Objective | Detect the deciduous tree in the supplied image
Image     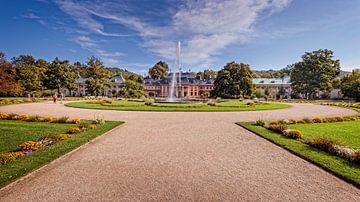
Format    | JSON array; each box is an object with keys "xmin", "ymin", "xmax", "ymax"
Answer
[
  {"xmin": 85, "ymin": 57, "xmax": 112, "ymax": 96},
  {"xmin": 148, "ymin": 61, "xmax": 169, "ymax": 79},
  {"xmin": 0, "ymin": 52, "xmax": 23, "ymax": 96},
  {"xmin": 341, "ymin": 69, "xmax": 360, "ymax": 101},
  {"xmin": 290, "ymin": 49, "xmax": 340, "ymax": 99},
  {"xmin": 44, "ymin": 57, "xmax": 77, "ymax": 93},
  {"xmin": 212, "ymin": 62, "xmax": 255, "ymax": 98}
]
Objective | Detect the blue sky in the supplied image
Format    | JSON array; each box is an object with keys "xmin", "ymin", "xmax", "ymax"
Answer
[{"xmin": 1, "ymin": 0, "xmax": 360, "ymax": 75}]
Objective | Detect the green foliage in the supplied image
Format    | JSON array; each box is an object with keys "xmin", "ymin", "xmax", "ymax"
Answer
[
  {"xmin": 118, "ymin": 80, "xmax": 146, "ymax": 98},
  {"xmin": 196, "ymin": 69, "xmax": 217, "ymax": 80},
  {"xmin": 255, "ymin": 119, "xmax": 266, "ymax": 126},
  {"xmin": 148, "ymin": 61, "xmax": 169, "ymax": 79},
  {"xmin": 12, "ymin": 55, "xmax": 47, "ymax": 93},
  {"xmin": 44, "ymin": 57, "xmax": 77, "ymax": 93},
  {"xmin": 289, "ymin": 49, "xmax": 340, "ymax": 99},
  {"xmin": 212, "ymin": 61, "xmax": 255, "ymax": 98},
  {"xmin": 85, "ymin": 57, "xmax": 112, "ymax": 96},
  {"xmin": 341, "ymin": 69, "xmax": 360, "ymax": 101}
]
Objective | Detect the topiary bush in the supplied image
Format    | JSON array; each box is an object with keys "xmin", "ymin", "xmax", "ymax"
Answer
[
  {"xmin": 207, "ymin": 101, "xmax": 217, "ymax": 106},
  {"xmin": 144, "ymin": 98, "xmax": 154, "ymax": 106}
]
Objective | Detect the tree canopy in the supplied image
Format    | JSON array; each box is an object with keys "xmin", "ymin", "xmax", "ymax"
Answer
[
  {"xmin": 290, "ymin": 49, "xmax": 340, "ymax": 99},
  {"xmin": 196, "ymin": 69, "xmax": 217, "ymax": 80},
  {"xmin": 0, "ymin": 52, "xmax": 24, "ymax": 96},
  {"xmin": 85, "ymin": 57, "xmax": 112, "ymax": 96},
  {"xmin": 341, "ymin": 69, "xmax": 360, "ymax": 101},
  {"xmin": 212, "ymin": 62, "xmax": 255, "ymax": 98},
  {"xmin": 148, "ymin": 61, "xmax": 169, "ymax": 79},
  {"xmin": 44, "ymin": 58, "xmax": 77, "ymax": 93}
]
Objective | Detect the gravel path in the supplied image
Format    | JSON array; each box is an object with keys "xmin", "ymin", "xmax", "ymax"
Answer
[{"xmin": 0, "ymin": 102, "xmax": 359, "ymax": 201}]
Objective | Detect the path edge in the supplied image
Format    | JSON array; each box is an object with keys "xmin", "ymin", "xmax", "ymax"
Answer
[
  {"xmin": 236, "ymin": 122, "xmax": 360, "ymax": 190},
  {"xmin": 0, "ymin": 123, "xmax": 124, "ymax": 194}
]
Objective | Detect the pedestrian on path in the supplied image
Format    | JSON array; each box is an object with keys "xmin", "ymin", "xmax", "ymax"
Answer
[{"xmin": 53, "ymin": 93, "xmax": 57, "ymax": 103}]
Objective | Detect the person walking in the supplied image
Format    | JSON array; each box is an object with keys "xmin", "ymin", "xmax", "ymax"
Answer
[
  {"xmin": 53, "ymin": 93, "xmax": 57, "ymax": 104},
  {"xmin": 60, "ymin": 92, "xmax": 64, "ymax": 104}
]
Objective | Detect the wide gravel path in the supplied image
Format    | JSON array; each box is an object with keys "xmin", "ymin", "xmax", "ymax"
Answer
[{"xmin": 0, "ymin": 102, "xmax": 359, "ymax": 201}]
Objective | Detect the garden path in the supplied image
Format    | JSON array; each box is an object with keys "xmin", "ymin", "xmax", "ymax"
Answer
[{"xmin": 0, "ymin": 102, "xmax": 359, "ymax": 201}]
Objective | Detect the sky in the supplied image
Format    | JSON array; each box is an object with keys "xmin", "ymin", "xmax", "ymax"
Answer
[{"xmin": 1, "ymin": 0, "xmax": 360, "ymax": 75}]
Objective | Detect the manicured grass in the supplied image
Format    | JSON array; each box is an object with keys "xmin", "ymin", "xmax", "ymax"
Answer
[
  {"xmin": 66, "ymin": 100, "xmax": 289, "ymax": 112},
  {"xmin": 237, "ymin": 122, "xmax": 360, "ymax": 186},
  {"xmin": 0, "ymin": 120, "xmax": 74, "ymax": 152},
  {"xmin": 0, "ymin": 120, "xmax": 122, "ymax": 188},
  {"xmin": 289, "ymin": 121, "xmax": 360, "ymax": 150}
]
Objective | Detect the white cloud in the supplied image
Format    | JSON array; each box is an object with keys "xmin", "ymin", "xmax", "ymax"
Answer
[
  {"xmin": 73, "ymin": 35, "xmax": 123, "ymax": 66},
  {"xmin": 54, "ymin": 0, "xmax": 292, "ymax": 67}
]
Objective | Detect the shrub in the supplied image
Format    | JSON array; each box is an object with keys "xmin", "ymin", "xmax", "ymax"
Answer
[
  {"xmin": 350, "ymin": 150, "xmax": 360, "ymax": 164},
  {"xmin": 255, "ymin": 119, "xmax": 266, "ymax": 126},
  {"xmin": 306, "ymin": 137, "xmax": 340, "ymax": 153},
  {"xmin": 53, "ymin": 116, "xmax": 69, "ymax": 123},
  {"xmin": 93, "ymin": 118, "xmax": 105, "ymax": 125},
  {"xmin": 103, "ymin": 98, "xmax": 113, "ymax": 104},
  {"xmin": 0, "ymin": 152, "xmax": 25, "ymax": 165},
  {"xmin": 289, "ymin": 119, "xmax": 297, "ymax": 124},
  {"xmin": 207, "ymin": 101, "xmax": 216, "ymax": 106},
  {"xmin": 296, "ymin": 120, "xmax": 306, "ymax": 124},
  {"xmin": 69, "ymin": 118, "xmax": 81, "ymax": 124},
  {"xmin": 19, "ymin": 141, "xmax": 42, "ymax": 151},
  {"xmin": 283, "ymin": 129, "xmax": 303, "ymax": 139},
  {"xmin": 54, "ymin": 134, "xmax": 71, "ymax": 141},
  {"xmin": 0, "ymin": 112, "xmax": 10, "ymax": 119},
  {"xmin": 334, "ymin": 116, "xmax": 344, "ymax": 122},
  {"xmin": 42, "ymin": 116, "xmax": 54, "ymax": 122},
  {"xmin": 68, "ymin": 127, "xmax": 81, "ymax": 134},
  {"xmin": 144, "ymin": 98, "xmax": 154, "ymax": 106},
  {"xmin": 312, "ymin": 117, "xmax": 323, "ymax": 123},
  {"xmin": 88, "ymin": 124, "xmax": 97, "ymax": 129},
  {"xmin": 268, "ymin": 123, "xmax": 288, "ymax": 134},
  {"xmin": 18, "ymin": 114, "xmax": 31, "ymax": 121},
  {"xmin": 303, "ymin": 118, "xmax": 313, "ymax": 123},
  {"xmin": 246, "ymin": 101, "xmax": 254, "ymax": 106}
]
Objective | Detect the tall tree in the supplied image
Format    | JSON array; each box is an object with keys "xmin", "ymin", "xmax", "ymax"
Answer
[
  {"xmin": 118, "ymin": 80, "xmax": 146, "ymax": 98},
  {"xmin": 0, "ymin": 52, "xmax": 24, "ymax": 96},
  {"xmin": 290, "ymin": 49, "xmax": 340, "ymax": 99},
  {"xmin": 148, "ymin": 61, "xmax": 169, "ymax": 79},
  {"xmin": 12, "ymin": 55, "xmax": 46, "ymax": 94},
  {"xmin": 44, "ymin": 57, "xmax": 77, "ymax": 93},
  {"xmin": 196, "ymin": 69, "xmax": 217, "ymax": 80},
  {"xmin": 212, "ymin": 62, "xmax": 255, "ymax": 98},
  {"xmin": 341, "ymin": 69, "xmax": 360, "ymax": 101},
  {"xmin": 85, "ymin": 57, "xmax": 112, "ymax": 96}
]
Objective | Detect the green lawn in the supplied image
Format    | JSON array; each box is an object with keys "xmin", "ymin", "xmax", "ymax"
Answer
[
  {"xmin": 0, "ymin": 119, "xmax": 122, "ymax": 188},
  {"xmin": 289, "ymin": 121, "xmax": 360, "ymax": 150},
  {"xmin": 0, "ymin": 120, "xmax": 74, "ymax": 152},
  {"xmin": 237, "ymin": 122, "xmax": 360, "ymax": 186},
  {"xmin": 66, "ymin": 100, "xmax": 289, "ymax": 112}
]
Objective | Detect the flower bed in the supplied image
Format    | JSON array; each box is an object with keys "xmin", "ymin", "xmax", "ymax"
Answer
[{"xmin": 0, "ymin": 114, "xmax": 106, "ymax": 165}]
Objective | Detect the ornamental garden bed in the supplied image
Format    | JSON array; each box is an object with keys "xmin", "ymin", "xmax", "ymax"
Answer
[
  {"xmin": 66, "ymin": 99, "xmax": 289, "ymax": 112},
  {"xmin": 0, "ymin": 112, "xmax": 122, "ymax": 188},
  {"xmin": 237, "ymin": 113, "xmax": 360, "ymax": 186}
]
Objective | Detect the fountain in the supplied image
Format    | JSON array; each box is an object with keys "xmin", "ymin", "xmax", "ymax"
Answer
[{"xmin": 168, "ymin": 41, "xmax": 181, "ymax": 102}]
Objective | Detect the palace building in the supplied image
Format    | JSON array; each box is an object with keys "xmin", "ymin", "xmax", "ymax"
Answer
[{"xmin": 143, "ymin": 72, "xmax": 215, "ymax": 98}]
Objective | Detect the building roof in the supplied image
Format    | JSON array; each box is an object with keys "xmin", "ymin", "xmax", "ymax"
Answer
[
  {"xmin": 110, "ymin": 75, "xmax": 125, "ymax": 84},
  {"xmin": 143, "ymin": 72, "xmax": 215, "ymax": 85},
  {"xmin": 252, "ymin": 77, "xmax": 291, "ymax": 85}
]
